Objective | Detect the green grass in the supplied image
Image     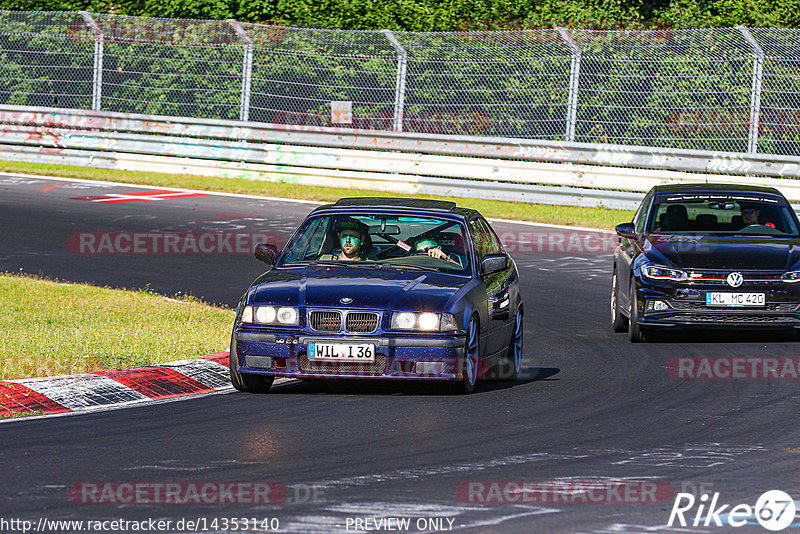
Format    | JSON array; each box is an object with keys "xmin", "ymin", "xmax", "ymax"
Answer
[
  {"xmin": 0, "ymin": 160, "xmax": 633, "ymax": 229},
  {"xmin": 0, "ymin": 273, "xmax": 235, "ymax": 380},
  {"xmin": 0, "ymin": 409, "xmax": 44, "ymax": 419}
]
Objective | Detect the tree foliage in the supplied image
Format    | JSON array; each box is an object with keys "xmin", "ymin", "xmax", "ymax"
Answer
[{"xmin": 0, "ymin": 0, "xmax": 798, "ymax": 30}]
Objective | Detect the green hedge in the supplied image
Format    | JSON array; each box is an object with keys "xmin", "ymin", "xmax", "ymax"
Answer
[{"xmin": 0, "ymin": 0, "xmax": 798, "ymax": 31}]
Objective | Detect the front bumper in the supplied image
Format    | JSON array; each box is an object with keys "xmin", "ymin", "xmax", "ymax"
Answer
[
  {"xmin": 232, "ymin": 330, "xmax": 467, "ymax": 380},
  {"xmin": 636, "ymin": 282, "xmax": 800, "ymax": 328}
]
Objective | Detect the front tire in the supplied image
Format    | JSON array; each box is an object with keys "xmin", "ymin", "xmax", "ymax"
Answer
[
  {"xmin": 611, "ymin": 269, "xmax": 628, "ymax": 332},
  {"xmin": 628, "ymin": 283, "xmax": 649, "ymax": 343},
  {"xmin": 493, "ymin": 309, "xmax": 523, "ymax": 380},
  {"xmin": 229, "ymin": 336, "xmax": 274, "ymax": 393},
  {"xmin": 453, "ymin": 316, "xmax": 480, "ymax": 394}
]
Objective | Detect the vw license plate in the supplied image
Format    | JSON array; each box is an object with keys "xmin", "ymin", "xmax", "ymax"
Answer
[
  {"xmin": 308, "ymin": 343, "xmax": 375, "ymax": 362},
  {"xmin": 705, "ymin": 292, "xmax": 765, "ymax": 307}
]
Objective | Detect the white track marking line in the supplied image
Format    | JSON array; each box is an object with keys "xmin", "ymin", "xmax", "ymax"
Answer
[
  {"xmin": 2, "ymin": 172, "xmax": 321, "ymax": 205},
  {"xmin": 3, "ymin": 172, "xmax": 612, "ymax": 231}
]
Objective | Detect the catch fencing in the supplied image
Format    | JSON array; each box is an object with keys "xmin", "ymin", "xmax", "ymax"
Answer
[{"xmin": 0, "ymin": 11, "xmax": 799, "ymax": 157}]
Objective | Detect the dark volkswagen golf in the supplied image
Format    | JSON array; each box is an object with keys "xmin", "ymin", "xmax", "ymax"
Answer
[
  {"xmin": 230, "ymin": 197, "xmax": 523, "ymax": 393},
  {"xmin": 612, "ymin": 184, "xmax": 800, "ymax": 342}
]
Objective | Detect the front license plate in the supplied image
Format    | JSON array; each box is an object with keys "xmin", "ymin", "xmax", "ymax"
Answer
[
  {"xmin": 705, "ymin": 292, "xmax": 765, "ymax": 307},
  {"xmin": 308, "ymin": 343, "xmax": 375, "ymax": 362}
]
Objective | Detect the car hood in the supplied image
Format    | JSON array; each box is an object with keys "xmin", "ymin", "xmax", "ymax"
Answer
[
  {"xmin": 643, "ymin": 235, "xmax": 800, "ymax": 271},
  {"xmin": 248, "ymin": 266, "xmax": 469, "ymax": 310}
]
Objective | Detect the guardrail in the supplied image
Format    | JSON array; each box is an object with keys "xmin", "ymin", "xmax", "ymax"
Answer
[{"xmin": 2, "ymin": 105, "xmax": 800, "ymax": 211}]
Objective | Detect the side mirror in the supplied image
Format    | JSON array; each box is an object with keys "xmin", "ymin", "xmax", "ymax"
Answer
[
  {"xmin": 480, "ymin": 253, "xmax": 509, "ymax": 275},
  {"xmin": 254, "ymin": 243, "xmax": 279, "ymax": 266},
  {"xmin": 615, "ymin": 222, "xmax": 637, "ymax": 239}
]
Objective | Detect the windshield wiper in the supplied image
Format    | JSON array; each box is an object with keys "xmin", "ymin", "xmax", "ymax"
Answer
[
  {"xmin": 309, "ymin": 260, "xmax": 376, "ymax": 268},
  {"xmin": 380, "ymin": 263, "xmax": 437, "ymax": 271}
]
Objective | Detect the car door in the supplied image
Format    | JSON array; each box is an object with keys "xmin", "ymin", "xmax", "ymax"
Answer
[
  {"xmin": 469, "ymin": 217, "xmax": 514, "ymax": 356},
  {"xmin": 618, "ymin": 191, "xmax": 653, "ymax": 312}
]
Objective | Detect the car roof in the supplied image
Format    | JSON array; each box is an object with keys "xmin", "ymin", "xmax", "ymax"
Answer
[
  {"xmin": 318, "ymin": 197, "xmax": 456, "ymax": 211},
  {"xmin": 651, "ymin": 183, "xmax": 785, "ymax": 196},
  {"xmin": 313, "ymin": 197, "xmax": 480, "ymax": 219}
]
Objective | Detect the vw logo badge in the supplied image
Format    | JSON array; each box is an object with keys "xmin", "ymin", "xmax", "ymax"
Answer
[
  {"xmin": 340, "ymin": 297, "xmax": 353, "ymax": 305},
  {"xmin": 726, "ymin": 272, "xmax": 743, "ymax": 288}
]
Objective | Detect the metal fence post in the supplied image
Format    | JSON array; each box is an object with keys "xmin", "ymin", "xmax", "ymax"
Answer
[
  {"xmin": 737, "ymin": 26, "xmax": 764, "ymax": 154},
  {"xmin": 228, "ymin": 19, "xmax": 253, "ymax": 122},
  {"xmin": 80, "ymin": 11, "xmax": 103, "ymax": 111},
  {"xmin": 381, "ymin": 29, "xmax": 407, "ymax": 133},
  {"xmin": 557, "ymin": 27, "xmax": 580, "ymax": 143}
]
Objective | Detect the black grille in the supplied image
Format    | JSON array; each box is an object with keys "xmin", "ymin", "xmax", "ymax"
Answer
[
  {"xmin": 345, "ymin": 312, "xmax": 379, "ymax": 333},
  {"xmin": 670, "ymin": 302, "xmax": 799, "ymax": 312},
  {"xmin": 685, "ymin": 314, "xmax": 800, "ymax": 323},
  {"xmin": 300, "ymin": 354, "xmax": 387, "ymax": 374},
  {"xmin": 309, "ymin": 311, "xmax": 341, "ymax": 332}
]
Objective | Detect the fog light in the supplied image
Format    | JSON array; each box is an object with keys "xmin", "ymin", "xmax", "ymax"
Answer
[
  {"xmin": 414, "ymin": 362, "xmax": 444, "ymax": 375},
  {"xmin": 647, "ymin": 300, "xmax": 669, "ymax": 311}
]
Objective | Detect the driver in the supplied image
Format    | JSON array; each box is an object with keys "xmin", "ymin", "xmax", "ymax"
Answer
[
  {"xmin": 414, "ymin": 237, "xmax": 461, "ymax": 265},
  {"xmin": 325, "ymin": 219, "xmax": 376, "ymax": 261},
  {"xmin": 740, "ymin": 203, "xmax": 777, "ymax": 230},
  {"xmin": 742, "ymin": 206, "xmax": 760, "ymax": 225}
]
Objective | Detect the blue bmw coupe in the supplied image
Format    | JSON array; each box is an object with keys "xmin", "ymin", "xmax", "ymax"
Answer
[{"xmin": 230, "ymin": 197, "xmax": 523, "ymax": 394}]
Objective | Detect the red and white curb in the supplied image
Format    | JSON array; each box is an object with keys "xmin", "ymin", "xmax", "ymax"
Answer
[{"xmin": 0, "ymin": 352, "xmax": 234, "ymax": 418}]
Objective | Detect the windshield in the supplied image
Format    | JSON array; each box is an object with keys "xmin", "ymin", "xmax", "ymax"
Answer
[
  {"xmin": 647, "ymin": 193, "xmax": 800, "ymax": 237},
  {"xmin": 280, "ymin": 213, "xmax": 471, "ymax": 273}
]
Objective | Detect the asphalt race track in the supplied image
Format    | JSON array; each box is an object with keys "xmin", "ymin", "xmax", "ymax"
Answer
[{"xmin": 1, "ymin": 174, "xmax": 799, "ymax": 533}]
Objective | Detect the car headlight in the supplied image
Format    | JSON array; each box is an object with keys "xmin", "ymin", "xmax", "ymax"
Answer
[
  {"xmin": 391, "ymin": 312, "xmax": 458, "ymax": 332},
  {"xmin": 642, "ymin": 265, "xmax": 688, "ymax": 281},
  {"xmin": 276, "ymin": 307, "xmax": 298, "ymax": 325},
  {"xmin": 783, "ymin": 271, "xmax": 800, "ymax": 282},
  {"xmin": 255, "ymin": 305, "xmax": 276, "ymax": 323},
  {"xmin": 240, "ymin": 305, "xmax": 299, "ymax": 325}
]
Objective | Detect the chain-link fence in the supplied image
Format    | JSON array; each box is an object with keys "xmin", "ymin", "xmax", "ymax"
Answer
[{"xmin": 0, "ymin": 11, "xmax": 798, "ymax": 156}]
